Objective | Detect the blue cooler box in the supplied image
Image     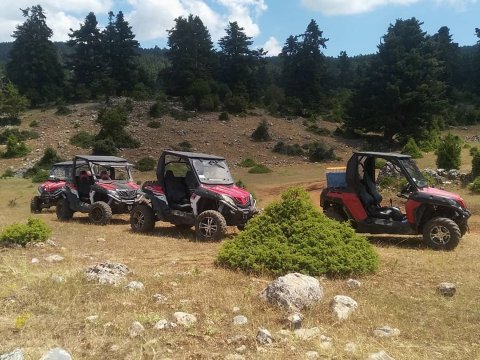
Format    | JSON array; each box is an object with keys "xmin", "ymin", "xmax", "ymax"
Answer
[{"xmin": 326, "ymin": 167, "xmax": 347, "ymax": 188}]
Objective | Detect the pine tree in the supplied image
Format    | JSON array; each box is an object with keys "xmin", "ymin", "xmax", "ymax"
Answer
[
  {"xmin": 430, "ymin": 26, "xmax": 460, "ymax": 96},
  {"xmin": 67, "ymin": 12, "xmax": 104, "ymax": 99},
  {"xmin": 0, "ymin": 82, "xmax": 29, "ymax": 120},
  {"xmin": 6, "ymin": 5, "xmax": 64, "ymax": 105}
]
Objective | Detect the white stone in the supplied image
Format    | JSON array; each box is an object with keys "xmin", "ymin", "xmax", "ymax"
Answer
[
  {"xmin": 305, "ymin": 351, "xmax": 319, "ymax": 359},
  {"xmin": 368, "ymin": 350, "xmax": 395, "ymax": 360},
  {"xmin": 344, "ymin": 342, "xmax": 358, "ymax": 353},
  {"xmin": 235, "ymin": 345, "xmax": 247, "ymax": 354},
  {"xmin": 153, "ymin": 293, "xmax": 168, "ymax": 303},
  {"xmin": 233, "ymin": 315, "xmax": 248, "ymax": 326},
  {"xmin": 330, "ymin": 295, "xmax": 358, "ymax": 320},
  {"xmin": 173, "ymin": 312, "xmax": 197, "ymax": 327},
  {"xmin": 154, "ymin": 319, "xmax": 177, "ymax": 330},
  {"xmin": 286, "ymin": 312, "xmax": 303, "ymax": 329},
  {"xmin": 45, "ymin": 254, "xmax": 64, "ymax": 263},
  {"xmin": 294, "ymin": 327, "xmax": 321, "ymax": 341},
  {"xmin": 31, "ymin": 258, "xmax": 40, "ymax": 264},
  {"xmin": 46, "ymin": 239, "xmax": 58, "ymax": 247},
  {"xmin": 128, "ymin": 321, "xmax": 145, "ymax": 337},
  {"xmin": 39, "ymin": 348, "xmax": 72, "ymax": 360},
  {"xmin": 260, "ymin": 273, "xmax": 324, "ymax": 311},
  {"xmin": 373, "ymin": 326, "xmax": 401, "ymax": 338},
  {"xmin": 85, "ymin": 262, "xmax": 131, "ymax": 285},
  {"xmin": 232, "ymin": 306, "xmax": 241, "ymax": 313},
  {"xmin": 256, "ymin": 328, "xmax": 273, "ymax": 344},
  {"xmin": 125, "ymin": 281, "xmax": 144, "ymax": 292},
  {"xmin": 51, "ymin": 275, "xmax": 65, "ymax": 283},
  {"xmin": 0, "ymin": 348, "xmax": 24, "ymax": 360},
  {"xmin": 85, "ymin": 315, "xmax": 98, "ymax": 322},
  {"xmin": 437, "ymin": 282, "xmax": 456, "ymax": 297},
  {"xmin": 346, "ymin": 278, "xmax": 361, "ymax": 289},
  {"xmin": 318, "ymin": 335, "xmax": 333, "ymax": 350}
]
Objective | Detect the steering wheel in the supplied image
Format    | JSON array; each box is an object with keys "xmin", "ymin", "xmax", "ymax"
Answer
[{"xmin": 398, "ymin": 183, "xmax": 413, "ymax": 198}]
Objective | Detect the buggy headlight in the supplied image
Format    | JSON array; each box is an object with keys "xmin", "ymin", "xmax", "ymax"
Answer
[{"xmin": 221, "ymin": 194, "xmax": 236, "ymax": 206}]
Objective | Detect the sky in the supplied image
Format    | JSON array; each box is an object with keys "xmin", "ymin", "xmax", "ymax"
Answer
[{"xmin": 0, "ymin": 0, "xmax": 478, "ymax": 57}]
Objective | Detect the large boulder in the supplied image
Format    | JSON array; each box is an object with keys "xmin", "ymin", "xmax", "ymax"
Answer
[
  {"xmin": 39, "ymin": 348, "xmax": 72, "ymax": 360},
  {"xmin": 0, "ymin": 348, "xmax": 24, "ymax": 360},
  {"xmin": 260, "ymin": 273, "xmax": 324, "ymax": 311}
]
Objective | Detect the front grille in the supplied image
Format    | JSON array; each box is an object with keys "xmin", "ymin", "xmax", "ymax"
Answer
[{"xmin": 117, "ymin": 189, "xmax": 137, "ymax": 199}]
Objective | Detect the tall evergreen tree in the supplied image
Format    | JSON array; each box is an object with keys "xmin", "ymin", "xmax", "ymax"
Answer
[
  {"xmin": 337, "ymin": 51, "xmax": 353, "ymax": 89},
  {"xmin": 6, "ymin": 5, "xmax": 64, "ymax": 105},
  {"xmin": 346, "ymin": 18, "xmax": 446, "ymax": 141},
  {"xmin": 67, "ymin": 12, "xmax": 104, "ymax": 99},
  {"xmin": 430, "ymin": 26, "xmax": 459, "ymax": 96}
]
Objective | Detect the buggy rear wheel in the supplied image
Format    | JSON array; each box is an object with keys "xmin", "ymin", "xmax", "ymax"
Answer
[
  {"xmin": 89, "ymin": 201, "xmax": 112, "ymax": 225},
  {"xmin": 30, "ymin": 196, "xmax": 42, "ymax": 213},
  {"xmin": 56, "ymin": 198, "xmax": 74, "ymax": 221},
  {"xmin": 130, "ymin": 204, "xmax": 155, "ymax": 232},
  {"xmin": 423, "ymin": 217, "xmax": 461, "ymax": 250},
  {"xmin": 195, "ymin": 210, "xmax": 227, "ymax": 241}
]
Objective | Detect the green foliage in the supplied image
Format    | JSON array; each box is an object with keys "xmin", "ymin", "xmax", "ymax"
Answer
[
  {"xmin": 169, "ymin": 108, "xmax": 190, "ymax": 121},
  {"xmin": 92, "ymin": 137, "xmax": 118, "ymax": 156},
  {"xmin": 1, "ymin": 135, "xmax": 30, "ymax": 158},
  {"xmin": 37, "ymin": 148, "xmax": 63, "ymax": 169},
  {"xmin": 0, "ymin": 82, "xmax": 29, "ymax": 119},
  {"xmin": 149, "ymin": 101, "xmax": 168, "ymax": 118},
  {"xmin": 0, "ymin": 217, "xmax": 51, "ymax": 247},
  {"xmin": 0, "ymin": 117, "xmax": 21, "ymax": 126},
  {"xmin": 248, "ymin": 164, "xmax": 272, "ymax": 174},
  {"xmin": 0, "ymin": 128, "xmax": 38, "ymax": 144},
  {"xmin": 1, "ymin": 169, "xmax": 15, "ymax": 178},
  {"xmin": 470, "ymin": 146, "xmax": 478, "ymax": 157},
  {"xmin": 305, "ymin": 123, "xmax": 331, "ymax": 136},
  {"xmin": 225, "ymin": 94, "xmax": 248, "ymax": 113},
  {"xmin": 96, "ymin": 106, "xmax": 140, "ymax": 149},
  {"xmin": 31, "ymin": 169, "xmax": 49, "ymax": 183},
  {"xmin": 375, "ymin": 158, "xmax": 387, "ymax": 169},
  {"xmin": 147, "ymin": 120, "xmax": 161, "ymax": 128},
  {"xmin": 70, "ymin": 131, "xmax": 95, "ymax": 148},
  {"xmin": 219, "ymin": 112, "xmax": 229, "ymax": 121},
  {"xmin": 216, "ymin": 188, "xmax": 378, "ymax": 276},
  {"xmin": 235, "ymin": 179, "xmax": 246, "ymax": 188},
  {"xmin": 436, "ymin": 133, "xmax": 461, "ymax": 170},
  {"xmin": 251, "ymin": 120, "xmax": 271, "ymax": 142},
  {"xmin": 471, "ymin": 152, "xmax": 480, "ymax": 178},
  {"xmin": 468, "ymin": 176, "xmax": 480, "ymax": 193},
  {"xmin": 273, "ymin": 141, "xmax": 303, "ymax": 156},
  {"xmin": 29, "ymin": 120, "xmax": 39, "ymax": 127},
  {"xmin": 402, "ymin": 137, "xmax": 423, "ymax": 158},
  {"xmin": 239, "ymin": 158, "xmax": 256, "ymax": 167},
  {"xmin": 417, "ymin": 128, "xmax": 441, "ymax": 152},
  {"xmin": 55, "ymin": 103, "xmax": 73, "ymax": 115},
  {"xmin": 136, "ymin": 157, "xmax": 156, "ymax": 172},
  {"xmin": 306, "ymin": 142, "xmax": 336, "ymax": 162},
  {"xmin": 177, "ymin": 141, "xmax": 192, "ymax": 151}
]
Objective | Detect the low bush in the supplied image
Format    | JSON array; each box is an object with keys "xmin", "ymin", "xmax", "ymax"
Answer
[
  {"xmin": 436, "ymin": 133, "xmax": 461, "ymax": 170},
  {"xmin": 170, "ymin": 109, "xmax": 190, "ymax": 121},
  {"xmin": 147, "ymin": 120, "xmax": 161, "ymax": 128},
  {"xmin": 0, "ymin": 217, "xmax": 51, "ymax": 247},
  {"xmin": 1, "ymin": 135, "xmax": 30, "ymax": 158},
  {"xmin": 92, "ymin": 138, "xmax": 118, "ymax": 156},
  {"xmin": 402, "ymin": 137, "xmax": 422, "ymax": 158},
  {"xmin": 219, "ymin": 112, "xmax": 229, "ymax": 121},
  {"xmin": 375, "ymin": 158, "xmax": 387, "ymax": 169},
  {"xmin": 37, "ymin": 148, "xmax": 63, "ymax": 169},
  {"xmin": 273, "ymin": 141, "xmax": 303, "ymax": 156},
  {"xmin": 470, "ymin": 146, "xmax": 478, "ymax": 156},
  {"xmin": 216, "ymin": 188, "xmax": 378, "ymax": 276},
  {"xmin": 31, "ymin": 169, "xmax": 49, "ymax": 183},
  {"xmin": 239, "ymin": 158, "xmax": 257, "ymax": 167},
  {"xmin": 251, "ymin": 120, "xmax": 271, "ymax": 142},
  {"xmin": 136, "ymin": 157, "xmax": 156, "ymax": 172},
  {"xmin": 248, "ymin": 164, "xmax": 272, "ymax": 174},
  {"xmin": 29, "ymin": 120, "xmax": 39, "ymax": 127},
  {"xmin": 149, "ymin": 101, "xmax": 168, "ymax": 118},
  {"xmin": 469, "ymin": 176, "xmax": 480, "ymax": 193},
  {"xmin": 305, "ymin": 124, "xmax": 331, "ymax": 136},
  {"xmin": 0, "ymin": 117, "xmax": 21, "ymax": 126},
  {"xmin": 0, "ymin": 128, "xmax": 39, "ymax": 144},
  {"xmin": 1, "ymin": 169, "xmax": 14, "ymax": 178},
  {"xmin": 55, "ymin": 103, "xmax": 73, "ymax": 115},
  {"xmin": 306, "ymin": 142, "xmax": 336, "ymax": 162},
  {"xmin": 472, "ymin": 152, "xmax": 480, "ymax": 178},
  {"xmin": 70, "ymin": 131, "xmax": 95, "ymax": 149}
]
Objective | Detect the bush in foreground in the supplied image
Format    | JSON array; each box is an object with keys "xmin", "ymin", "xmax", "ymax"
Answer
[
  {"xmin": 469, "ymin": 176, "xmax": 480, "ymax": 193},
  {"xmin": 217, "ymin": 188, "xmax": 378, "ymax": 276},
  {"xmin": 0, "ymin": 217, "xmax": 51, "ymax": 247},
  {"xmin": 402, "ymin": 137, "xmax": 422, "ymax": 159},
  {"xmin": 436, "ymin": 133, "xmax": 461, "ymax": 170}
]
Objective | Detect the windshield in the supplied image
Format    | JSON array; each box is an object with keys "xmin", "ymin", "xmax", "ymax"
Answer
[
  {"xmin": 91, "ymin": 162, "xmax": 133, "ymax": 182},
  {"xmin": 400, "ymin": 159, "xmax": 428, "ymax": 188},
  {"xmin": 192, "ymin": 159, "xmax": 234, "ymax": 185},
  {"xmin": 50, "ymin": 166, "xmax": 72, "ymax": 180}
]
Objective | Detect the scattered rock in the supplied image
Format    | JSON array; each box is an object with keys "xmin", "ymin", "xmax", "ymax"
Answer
[
  {"xmin": 31, "ymin": 258, "xmax": 40, "ymax": 264},
  {"xmin": 344, "ymin": 342, "xmax": 358, "ymax": 353},
  {"xmin": 85, "ymin": 262, "xmax": 130, "ymax": 285},
  {"xmin": 227, "ymin": 334, "xmax": 248, "ymax": 345},
  {"xmin": 330, "ymin": 295, "xmax": 358, "ymax": 320},
  {"xmin": 235, "ymin": 345, "xmax": 247, "ymax": 354},
  {"xmin": 305, "ymin": 351, "xmax": 319, "ymax": 359},
  {"xmin": 346, "ymin": 278, "xmax": 361, "ymax": 289},
  {"xmin": 45, "ymin": 254, "xmax": 64, "ymax": 263},
  {"xmin": 109, "ymin": 345, "xmax": 120, "ymax": 352},
  {"xmin": 373, "ymin": 326, "xmax": 401, "ymax": 338},
  {"xmin": 39, "ymin": 348, "xmax": 72, "ymax": 360},
  {"xmin": 285, "ymin": 312, "xmax": 303, "ymax": 330},
  {"xmin": 153, "ymin": 293, "xmax": 168, "ymax": 303},
  {"xmin": 173, "ymin": 312, "xmax": 197, "ymax": 327},
  {"xmin": 293, "ymin": 327, "xmax": 321, "ymax": 341},
  {"xmin": 260, "ymin": 273, "xmax": 324, "ymax": 311},
  {"xmin": 51, "ymin": 275, "xmax": 66, "ymax": 283},
  {"xmin": 368, "ymin": 350, "xmax": 395, "ymax": 360},
  {"xmin": 256, "ymin": 328, "xmax": 274, "ymax": 345},
  {"xmin": 318, "ymin": 335, "xmax": 333, "ymax": 350},
  {"xmin": 125, "ymin": 281, "xmax": 144, "ymax": 292},
  {"xmin": 154, "ymin": 319, "xmax": 177, "ymax": 330},
  {"xmin": 46, "ymin": 239, "xmax": 58, "ymax": 247},
  {"xmin": 233, "ymin": 315, "xmax": 248, "ymax": 326},
  {"xmin": 0, "ymin": 348, "xmax": 24, "ymax": 360},
  {"xmin": 232, "ymin": 306, "xmax": 241, "ymax": 313},
  {"xmin": 128, "ymin": 321, "xmax": 145, "ymax": 337},
  {"xmin": 85, "ymin": 315, "xmax": 98, "ymax": 322},
  {"xmin": 437, "ymin": 282, "xmax": 456, "ymax": 297},
  {"xmin": 225, "ymin": 354, "xmax": 245, "ymax": 360}
]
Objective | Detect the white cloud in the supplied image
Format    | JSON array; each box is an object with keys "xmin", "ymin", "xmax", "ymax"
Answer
[
  {"xmin": 300, "ymin": 0, "xmax": 420, "ymax": 15},
  {"xmin": 262, "ymin": 36, "xmax": 281, "ymax": 56},
  {"xmin": 216, "ymin": 0, "xmax": 267, "ymax": 37}
]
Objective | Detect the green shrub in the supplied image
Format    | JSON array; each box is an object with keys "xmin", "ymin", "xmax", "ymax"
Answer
[
  {"xmin": 402, "ymin": 137, "xmax": 423, "ymax": 158},
  {"xmin": 178, "ymin": 141, "xmax": 192, "ymax": 151},
  {"xmin": 472, "ymin": 152, "xmax": 480, "ymax": 178},
  {"xmin": 219, "ymin": 112, "xmax": 229, "ymax": 121},
  {"xmin": 147, "ymin": 120, "xmax": 161, "ymax": 128},
  {"xmin": 436, "ymin": 133, "xmax": 461, "ymax": 170},
  {"xmin": 305, "ymin": 124, "xmax": 331, "ymax": 136},
  {"xmin": 236, "ymin": 180, "xmax": 246, "ymax": 188},
  {"xmin": 136, "ymin": 157, "xmax": 156, "ymax": 172},
  {"xmin": 124, "ymin": 98, "xmax": 134, "ymax": 112},
  {"xmin": 0, "ymin": 217, "xmax": 51, "ymax": 247},
  {"xmin": 306, "ymin": 142, "xmax": 336, "ymax": 162},
  {"xmin": 55, "ymin": 103, "xmax": 73, "ymax": 115},
  {"xmin": 149, "ymin": 101, "xmax": 168, "ymax": 118},
  {"xmin": 170, "ymin": 108, "xmax": 190, "ymax": 121},
  {"xmin": 0, "ymin": 128, "xmax": 39, "ymax": 144},
  {"xmin": 239, "ymin": 158, "xmax": 257, "ymax": 167},
  {"xmin": 469, "ymin": 176, "xmax": 480, "ymax": 193},
  {"xmin": 31, "ymin": 169, "xmax": 49, "ymax": 183},
  {"xmin": 216, "ymin": 188, "xmax": 378, "ymax": 276},
  {"xmin": 470, "ymin": 146, "xmax": 478, "ymax": 157},
  {"xmin": 248, "ymin": 164, "xmax": 272, "ymax": 174},
  {"xmin": 375, "ymin": 158, "xmax": 387, "ymax": 169},
  {"xmin": 37, "ymin": 148, "xmax": 63, "ymax": 169},
  {"xmin": 1, "ymin": 169, "xmax": 14, "ymax": 178},
  {"xmin": 0, "ymin": 117, "xmax": 21, "ymax": 126},
  {"xmin": 29, "ymin": 120, "xmax": 39, "ymax": 127},
  {"xmin": 251, "ymin": 120, "xmax": 271, "ymax": 142},
  {"xmin": 1, "ymin": 135, "xmax": 30, "ymax": 158},
  {"xmin": 92, "ymin": 138, "xmax": 118, "ymax": 156},
  {"xmin": 70, "ymin": 131, "xmax": 95, "ymax": 149},
  {"xmin": 273, "ymin": 141, "xmax": 304, "ymax": 156},
  {"xmin": 225, "ymin": 94, "xmax": 248, "ymax": 113},
  {"xmin": 96, "ymin": 106, "xmax": 140, "ymax": 149}
]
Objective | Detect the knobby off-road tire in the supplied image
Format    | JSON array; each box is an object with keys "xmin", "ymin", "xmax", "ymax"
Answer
[
  {"xmin": 89, "ymin": 201, "xmax": 112, "ymax": 225},
  {"xmin": 323, "ymin": 206, "xmax": 347, "ymax": 222},
  {"xmin": 130, "ymin": 204, "xmax": 155, "ymax": 232},
  {"xmin": 458, "ymin": 221, "xmax": 468, "ymax": 237},
  {"xmin": 30, "ymin": 196, "xmax": 42, "ymax": 213},
  {"xmin": 56, "ymin": 198, "xmax": 74, "ymax": 221},
  {"xmin": 195, "ymin": 210, "xmax": 227, "ymax": 241},
  {"xmin": 423, "ymin": 217, "xmax": 461, "ymax": 251}
]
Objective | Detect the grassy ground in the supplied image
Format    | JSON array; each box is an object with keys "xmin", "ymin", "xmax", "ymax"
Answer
[{"xmin": 1, "ymin": 158, "xmax": 480, "ymax": 359}]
